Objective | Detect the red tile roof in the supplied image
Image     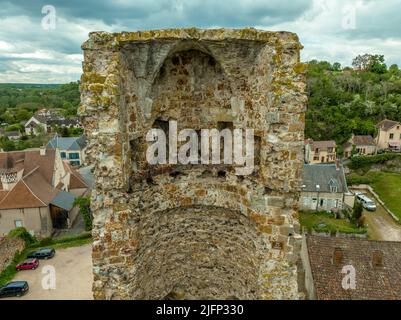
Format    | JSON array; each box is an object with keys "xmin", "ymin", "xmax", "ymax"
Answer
[
  {"xmin": 377, "ymin": 119, "xmax": 400, "ymax": 131},
  {"xmin": 306, "ymin": 235, "xmax": 401, "ymax": 300},
  {"xmin": 0, "ymin": 149, "xmax": 58, "ymax": 209},
  {"xmin": 352, "ymin": 135, "xmax": 376, "ymax": 146},
  {"xmin": 305, "ymin": 139, "xmax": 337, "ymax": 151},
  {"xmin": 62, "ymin": 161, "xmax": 88, "ymax": 189}
]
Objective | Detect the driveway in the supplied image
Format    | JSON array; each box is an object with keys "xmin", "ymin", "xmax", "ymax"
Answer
[
  {"xmin": 5, "ymin": 244, "xmax": 93, "ymax": 300},
  {"xmin": 355, "ymin": 191, "xmax": 401, "ymax": 241}
]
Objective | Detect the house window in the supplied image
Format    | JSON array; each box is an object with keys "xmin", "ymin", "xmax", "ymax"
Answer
[
  {"xmin": 70, "ymin": 160, "xmax": 80, "ymax": 166},
  {"xmin": 14, "ymin": 220, "xmax": 23, "ymax": 228},
  {"xmin": 313, "ymin": 156, "xmax": 319, "ymax": 161},
  {"xmin": 330, "ymin": 186, "xmax": 338, "ymax": 193},
  {"xmin": 390, "ymin": 133, "xmax": 394, "ymax": 139},
  {"xmin": 68, "ymin": 153, "xmax": 80, "ymax": 159},
  {"xmin": 60, "ymin": 152, "xmax": 66, "ymax": 158}
]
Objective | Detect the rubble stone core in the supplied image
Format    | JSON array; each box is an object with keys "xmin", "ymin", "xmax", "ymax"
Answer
[{"xmin": 79, "ymin": 28, "xmax": 307, "ymax": 300}]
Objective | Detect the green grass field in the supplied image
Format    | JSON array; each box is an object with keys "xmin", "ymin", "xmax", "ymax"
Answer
[
  {"xmin": 299, "ymin": 211, "xmax": 367, "ymax": 235},
  {"xmin": 368, "ymin": 171, "xmax": 401, "ymax": 221}
]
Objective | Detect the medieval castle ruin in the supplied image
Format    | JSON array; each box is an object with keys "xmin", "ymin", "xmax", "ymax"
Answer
[{"xmin": 79, "ymin": 28, "xmax": 307, "ymax": 299}]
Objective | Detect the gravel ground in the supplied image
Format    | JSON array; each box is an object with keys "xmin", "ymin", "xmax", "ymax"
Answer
[
  {"xmin": 4, "ymin": 244, "xmax": 93, "ymax": 300},
  {"xmin": 358, "ymin": 191, "xmax": 401, "ymax": 241}
]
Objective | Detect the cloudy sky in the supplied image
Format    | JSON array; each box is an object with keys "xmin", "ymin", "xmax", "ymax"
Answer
[{"xmin": 0, "ymin": 0, "xmax": 400, "ymax": 83}]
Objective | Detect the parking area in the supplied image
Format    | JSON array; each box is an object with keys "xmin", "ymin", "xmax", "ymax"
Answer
[
  {"xmin": 351, "ymin": 189, "xmax": 401, "ymax": 241},
  {"xmin": 5, "ymin": 244, "xmax": 93, "ymax": 300}
]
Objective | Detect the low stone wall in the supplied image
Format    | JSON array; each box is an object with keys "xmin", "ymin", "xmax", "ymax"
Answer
[
  {"xmin": 309, "ymin": 231, "xmax": 367, "ymax": 239},
  {"xmin": 0, "ymin": 237, "xmax": 25, "ymax": 273}
]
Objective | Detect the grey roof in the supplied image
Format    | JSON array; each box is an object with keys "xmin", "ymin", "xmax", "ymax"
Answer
[
  {"xmin": 302, "ymin": 164, "xmax": 348, "ymax": 193},
  {"xmin": 78, "ymin": 166, "xmax": 94, "ymax": 188},
  {"xmin": 47, "ymin": 135, "xmax": 87, "ymax": 151},
  {"xmin": 4, "ymin": 131, "xmax": 21, "ymax": 137},
  {"xmin": 50, "ymin": 191, "xmax": 76, "ymax": 211}
]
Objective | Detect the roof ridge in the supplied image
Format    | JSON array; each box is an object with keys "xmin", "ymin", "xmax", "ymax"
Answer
[
  {"xmin": 22, "ymin": 166, "xmax": 40, "ymax": 179},
  {"xmin": 20, "ymin": 179, "xmax": 47, "ymax": 206},
  {"xmin": 69, "ymin": 165, "xmax": 88, "ymax": 188}
]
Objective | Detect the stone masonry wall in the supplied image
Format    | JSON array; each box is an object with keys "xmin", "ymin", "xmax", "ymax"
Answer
[
  {"xmin": 79, "ymin": 28, "xmax": 307, "ymax": 300},
  {"xmin": 0, "ymin": 237, "xmax": 25, "ymax": 273}
]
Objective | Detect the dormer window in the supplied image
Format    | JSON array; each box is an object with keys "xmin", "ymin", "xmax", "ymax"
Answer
[{"xmin": 329, "ymin": 179, "xmax": 339, "ymax": 193}]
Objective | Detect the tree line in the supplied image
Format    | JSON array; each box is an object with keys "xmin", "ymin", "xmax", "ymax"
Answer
[{"xmin": 306, "ymin": 54, "xmax": 401, "ymax": 152}]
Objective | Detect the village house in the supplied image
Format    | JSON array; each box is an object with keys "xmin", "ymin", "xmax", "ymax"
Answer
[
  {"xmin": 304, "ymin": 139, "xmax": 337, "ymax": 164},
  {"xmin": 300, "ymin": 235, "xmax": 401, "ymax": 300},
  {"xmin": 343, "ymin": 134, "xmax": 377, "ymax": 158},
  {"xmin": 46, "ymin": 135, "xmax": 87, "ymax": 166},
  {"xmin": 301, "ymin": 163, "xmax": 354, "ymax": 212},
  {"xmin": 24, "ymin": 108, "xmax": 82, "ymax": 136},
  {"xmin": 376, "ymin": 119, "xmax": 401, "ymax": 152},
  {"xmin": 0, "ymin": 148, "xmax": 88, "ymax": 237}
]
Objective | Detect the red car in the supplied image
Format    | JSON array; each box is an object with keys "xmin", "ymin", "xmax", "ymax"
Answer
[{"xmin": 16, "ymin": 258, "xmax": 39, "ymax": 271}]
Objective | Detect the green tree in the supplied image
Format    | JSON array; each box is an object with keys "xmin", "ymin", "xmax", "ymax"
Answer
[
  {"xmin": 74, "ymin": 196, "xmax": 92, "ymax": 231},
  {"xmin": 352, "ymin": 201, "xmax": 363, "ymax": 227},
  {"xmin": 332, "ymin": 62, "xmax": 342, "ymax": 71}
]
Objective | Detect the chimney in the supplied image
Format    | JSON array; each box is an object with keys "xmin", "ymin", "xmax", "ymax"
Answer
[
  {"xmin": 335, "ymin": 159, "xmax": 340, "ymax": 171},
  {"xmin": 372, "ymin": 250, "xmax": 383, "ymax": 267},
  {"xmin": 333, "ymin": 247, "xmax": 343, "ymax": 266},
  {"xmin": 40, "ymin": 146, "xmax": 46, "ymax": 156}
]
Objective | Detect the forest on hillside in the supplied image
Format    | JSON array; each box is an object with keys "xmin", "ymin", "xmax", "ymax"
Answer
[
  {"xmin": 0, "ymin": 82, "xmax": 80, "ymax": 127},
  {"xmin": 306, "ymin": 54, "xmax": 401, "ymax": 152}
]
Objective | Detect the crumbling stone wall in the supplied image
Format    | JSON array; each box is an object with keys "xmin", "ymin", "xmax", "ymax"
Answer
[
  {"xmin": 0, "ymin": 237, "xmax": 25, "ymax": 273},
  {"xmin": 79, "ymin": 28, "xmax": 306, "ymax": 300}
]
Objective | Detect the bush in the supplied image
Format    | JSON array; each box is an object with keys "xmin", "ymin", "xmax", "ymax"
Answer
[
  {"xmin": 7, "ymin": 227, "xmax": 36, "ymax": 245},
  {"xmin": 352, "ymin": 201, "xmax": 363, "ymax": 225},
  {"xmin": 349, "ymin": 153, "xmax": 400, "ymax": 170},
  {"xmin": 38, "ymin": 237, "xmax": 53, "ymax": 247},
  {"xmin": 74, "ymin": 196, "xmax": 92, "ymax": 231},
  {"xmin": 346, "ymin": 173, "xmax": 373, "ymax": 185}
]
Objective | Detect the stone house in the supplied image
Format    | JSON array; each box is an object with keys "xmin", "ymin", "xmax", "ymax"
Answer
[
  {"xmin": 343, "ymin": 135, "xmax": 377, "ymax": 158},
  {"xmin": 376, "ymin": 119, "xmax": 401, "ymax": 152},
  {"xmin": 25, "ymin": 108, "xmax": 82, "ymax": 136},
  {"xmin": 304, "ymin": 139, "xmax": 337, "ymax": 164},
  {"xmin": 301, "ymin": 163, "xmax": 354, "ymax": 212},
  {"xmin": 0, "ymin": 148, "xmax": 88, "ymax": 237},
  {"xmin": 46, "ymin": 135, "xmax": 87, "ymax": 166},
  {"xmin": 300, "ymin": 235, "xmax": 401, "ymax": 300}
]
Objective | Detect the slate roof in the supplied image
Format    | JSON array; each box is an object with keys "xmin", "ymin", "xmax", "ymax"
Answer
[
  {"xmin": 377, "ymin": 119, "xmax": 400, "ymax": 131},
  {"xmin": 50, "ymin": 191, "xmax": 76, "ymax": 211},
  {"xmin": 47, "ymin": 135, "xmax": 87, "ymax": 151},
  {"xmin": 352, "ymin": 135, "xmax": 376, "ymax": 146},
  {"xmin": 306, "ymin": 235, "xmax": 401, "ymax": 300},
  {"xmin": 302, "ymin": 164, "xmax": 348, "ymax": 193},
  {"xmin": 4, "ymin": 131, "xmax": 21, "ymax": 137}
]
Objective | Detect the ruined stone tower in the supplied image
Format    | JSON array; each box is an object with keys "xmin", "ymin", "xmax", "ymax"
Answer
[{"xmin": 79, "ymin": 28, "xmax": 306, "ymax": 300}]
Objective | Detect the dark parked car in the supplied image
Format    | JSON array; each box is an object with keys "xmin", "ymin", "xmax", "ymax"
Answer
[
  {"xmin": 27, "ymin": 248, "xmax": 55, "ymax": 260},
  {"xmin": 16, "ymin": 258, "xmax": 39, "ymax": 271},
  {"xmin": 0, "ymin": 281, "xmax": 29, "ymax": 298}
]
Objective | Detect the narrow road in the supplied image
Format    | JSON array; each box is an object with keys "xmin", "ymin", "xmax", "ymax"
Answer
[{"xmin": 358, "ymin": 191, "xmax": 401, "ymax": 241}]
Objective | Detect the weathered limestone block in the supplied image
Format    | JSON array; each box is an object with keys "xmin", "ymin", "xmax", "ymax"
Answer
[{"xmin": 80, "ymin": 28, "xmax": 306, "ymax": 300}]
